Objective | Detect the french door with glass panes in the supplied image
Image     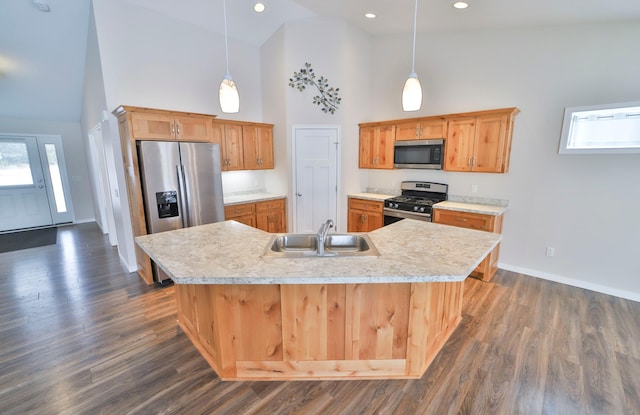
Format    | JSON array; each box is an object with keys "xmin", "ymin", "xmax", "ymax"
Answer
[{"xmin": 0, "ymin": 135, "xmax": 74, "ymax": 232}]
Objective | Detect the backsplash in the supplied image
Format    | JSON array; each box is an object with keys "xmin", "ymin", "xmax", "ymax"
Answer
[{"xmin": 448, "ymin": 195, "xmax": 509, "ymax": 207}]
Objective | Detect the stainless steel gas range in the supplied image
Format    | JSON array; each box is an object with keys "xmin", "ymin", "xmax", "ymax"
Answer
[{"xmin": 383, "ymin": 181, "xmax": 448, "ymax": 225}]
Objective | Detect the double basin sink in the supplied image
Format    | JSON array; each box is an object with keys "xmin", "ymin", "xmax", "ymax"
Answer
[{"xmin": 262, "ymin": 233, "xmax": 380, "ymax": 258}]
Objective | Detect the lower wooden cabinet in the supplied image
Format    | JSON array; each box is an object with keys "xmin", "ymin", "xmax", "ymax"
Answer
[
  {"xmin": 433, "ymin": 208, "xmax": 503, "ymax": 281},
  {"xmin": 225, "ymin": 198, "xmax": 286, "ymax": 233},
  {"xmin": 347, "ymin": 198, "xmax": 384, "ymax": 232},
  {"xmin": 256, "ymin": 199, "xmax": 286, "ymax": 233},
  {"xmin": 224, "ymin": 203, "xmax": 256, "ymax": 228}
]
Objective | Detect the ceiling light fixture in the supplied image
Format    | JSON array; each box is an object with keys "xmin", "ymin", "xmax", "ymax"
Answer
[
  {"xmin": 453, "ymin": 2, "xmax": 469, "ymax": 9},
  {"xmin": 364, "ymin": 12, "xmax": 376, "ymax": 19},
  {"xmin": 32, "ymin": 0, "xmax": 51, "ymax": 12},
  {"xmin": 219, "ymin": 0, "xmax": 239, "ymax": 113},
  {"xmin": 402, "ymin": 0, "xmax": 422, "ymax": 112},
  {"xmin": 253, "ymin": 2, "xmax": 265, "ymax": 13}
]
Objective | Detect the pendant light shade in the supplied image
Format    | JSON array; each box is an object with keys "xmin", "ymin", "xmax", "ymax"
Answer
[
  {"xmin": 219, "ymin": 75, "xmax": 239, "ymax": 113},
  {"xmin": 219, "ymin": 0, "xmax": 239, "ymax": 113},
  {"xmin": 402, "ymin": 72, "xmax": 422, "ymax": 112},
  {"xmin": 402, "ymin": 0, "xmax": 422, "ymax": 112}
]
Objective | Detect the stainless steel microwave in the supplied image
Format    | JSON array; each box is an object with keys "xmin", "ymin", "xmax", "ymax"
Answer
[{"xmin": 393, "ymin": 139, "xmax": 444, "ymax": 169}]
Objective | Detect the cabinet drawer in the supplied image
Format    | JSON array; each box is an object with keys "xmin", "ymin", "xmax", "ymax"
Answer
[
  {"xmin": 256, "ymin": 198, "xmax": 285, "ymax": 213},
  {"xmin": 433, "ymin": 209, "xmax": 494, "ymax": 232},
  {"xmin": 348, "ymin": 198, "xmax": 383, "ymax": 213},
  {"xmin": 224, "ymin": 203, "xmax": 255, "ymax": 219}
]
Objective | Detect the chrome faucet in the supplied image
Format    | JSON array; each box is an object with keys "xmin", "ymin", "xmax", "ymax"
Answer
[{"xmin": 316, "ymin": 219, "xmax": 334, "ymax": 256}]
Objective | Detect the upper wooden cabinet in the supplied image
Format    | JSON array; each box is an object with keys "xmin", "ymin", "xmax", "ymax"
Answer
[
  {"xmin": 359, "ymin": 125, "xmax": 395, "ymax": 169},
  {"xmin": 395, "ymin": 118, "xmax": 447, "ymax": 141},
  {"xmin": 221, "ymin": 124, "xmax": 244, "ymax": 171},
  {"xmin": 445, "ymin": 109, "xmax": 518, "ymax": 173},
  {"xmin": 130, "ymin": 111, "xmax": 214, "ymax": 142},
  {"xmin": 243, "ymin": 125, "xmax": 274, "ymax": 170},
  {"xmin": 359, "ymin": 107, "xmax": 519, "ymax": 174}
]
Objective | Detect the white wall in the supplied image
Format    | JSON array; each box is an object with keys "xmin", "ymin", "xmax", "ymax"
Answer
[
  {"xmin": 367, "ymin": 21, "xmax": 640, "ymax": 300},
  {"xmin": 260, "ymin": 17, "xmax": 372, "ymax": 231},
  {"xmin": 0, "ymin": 118, "xmax": 95, "ymax": 224}
]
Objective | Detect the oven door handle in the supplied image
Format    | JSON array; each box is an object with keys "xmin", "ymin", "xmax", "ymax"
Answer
[{"xmin": 383, "ymin": 208, "xmax": 432, "ymax": 222}]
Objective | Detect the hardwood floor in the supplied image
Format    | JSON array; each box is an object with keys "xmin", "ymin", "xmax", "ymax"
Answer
[{"xmin": 1, "ymin": 223, "xmax": 639, "ymax": 414}]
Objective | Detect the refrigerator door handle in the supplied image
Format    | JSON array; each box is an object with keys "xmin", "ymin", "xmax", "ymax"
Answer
[{"xmin": 176, "ymin": 164, "xmax": 189, "ymax": 228}]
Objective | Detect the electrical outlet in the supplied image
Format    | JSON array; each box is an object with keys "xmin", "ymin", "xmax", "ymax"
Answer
[
  {"xmin": 471, "ymin": 184, "xmax": 478, "ymax": 194},
  {"xmin": 546, "ymin": 247, "xmax": 555, "ymax": 257}
]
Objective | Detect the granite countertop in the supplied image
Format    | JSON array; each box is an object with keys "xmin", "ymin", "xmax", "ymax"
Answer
[
  {"xmin": 434, "ymin": 200, "xmax": 508, "ymax": 216},
  {"xmin": 348, "ymin": 192, "xmax": 395, "ymax": 202},
  {"xmin": 135, "ymin": 219, "xmax": 501, "ymax": 285},
  {"xmin": 223, "ymin": 192, "xmax": 287, "ymax": 206}
]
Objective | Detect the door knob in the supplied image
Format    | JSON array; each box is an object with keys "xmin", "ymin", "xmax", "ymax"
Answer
[{"xmin": 296, "ymin": 193, "xmax": 302, "ymax": 197}]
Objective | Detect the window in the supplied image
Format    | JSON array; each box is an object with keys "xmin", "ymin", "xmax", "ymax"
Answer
[{"xmin": 559, "ymin": 101, "xmax": 640, "ymax": 154}]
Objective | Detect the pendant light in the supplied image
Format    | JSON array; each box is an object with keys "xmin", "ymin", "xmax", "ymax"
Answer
[
  {"xmin": 219, "ymin": 0, "xmax": 239, "ymax": 113},
  {"xmin": 402, "ymin": 0, "xmax": 422, "ymax": 112}
]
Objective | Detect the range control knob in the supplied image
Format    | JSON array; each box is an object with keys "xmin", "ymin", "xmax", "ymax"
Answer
[
  {"xmin": 413, "ymin": 206, "xmax": 419, "ymax": 212},
  {"xmin": 419, "ymin": 207, "xmax": 425, "ymax": 213}
]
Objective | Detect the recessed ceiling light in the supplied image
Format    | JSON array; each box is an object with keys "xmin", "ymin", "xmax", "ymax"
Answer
[
  {"xmin": 453, "ymin": 1, "xmax": 469, "ymax": 9},
  {"xmin": 364, "ymin": 12, "xmax": 376, "ymax": 19},
  {"xmin": 32, "ymin": 0, "xmax": 51, "ymax": 12},
  {"xmin": 253, "ymin": 2, "xmax": 265, "ymax": 13}
]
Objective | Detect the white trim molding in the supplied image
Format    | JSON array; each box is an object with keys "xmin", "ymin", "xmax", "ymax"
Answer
[{"xmin": 498, "ymin": 262, "xmax": 640, "ymax": 303}]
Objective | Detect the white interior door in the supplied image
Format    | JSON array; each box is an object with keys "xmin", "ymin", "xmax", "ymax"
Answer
[
  {"xmin": 293, "ymin": 127, "xmax": 339, "ymax": 233},
  {"xmin": 0, "ymin": 136, "xmax": 53, "ymax": 231}
]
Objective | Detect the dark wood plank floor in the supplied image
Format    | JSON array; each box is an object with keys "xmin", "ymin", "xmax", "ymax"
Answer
[{"xmin": 1, "ymin": 223, "xmax": 639, "ymax": 414}]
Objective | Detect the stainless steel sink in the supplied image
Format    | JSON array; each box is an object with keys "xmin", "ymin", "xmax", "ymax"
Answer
[{"xmin": 262, "ymin": 233, "xmax": 379, "ymax": 258}]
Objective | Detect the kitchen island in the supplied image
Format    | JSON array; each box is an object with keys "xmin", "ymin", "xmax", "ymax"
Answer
[{"xmin": 136, "ymin": 219, "xmax": 500, "ymax": 380}]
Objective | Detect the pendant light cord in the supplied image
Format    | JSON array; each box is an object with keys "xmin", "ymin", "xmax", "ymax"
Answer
[
  {"xmin": 223, "ymin": 0, "xmax": 230, "ymax": 76},
  {"xmin": 411, "ymin": 0, "xmax": 418, "ymax": 73}
]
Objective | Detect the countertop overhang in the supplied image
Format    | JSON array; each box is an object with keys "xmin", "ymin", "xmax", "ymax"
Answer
[{"xmin": 135, "ymin": 219, "xmax": 501, "ymax": 285}]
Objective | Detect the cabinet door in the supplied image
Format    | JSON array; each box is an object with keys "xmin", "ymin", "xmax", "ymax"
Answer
[
  {"xmin": 473, "ymin": 114, "xmax": 508, "ymax": 173},
  {"xmin": 374, "ymin": 125, "xmax": 395, "ymax": 169},
  {"xmin": 130, "ymin": 113, "xmax": 176, "ymax": 140},
  {"xmin": 175, "ymin": 116, "xmax": 213, "ymax": 142},
  {"xmin": 359, "ymin": 126, "xmax": 376, "ymax": 168},
  {"xmin": 359, "ymin": 125, "xmax": 395, "ymax": 169},
  {"xmin": 395, "ymin": 122, "xmax": 420, "ymax": 141},
  {"xmin": 257, "ymin": 126, "xmax": 274, "ymax": 169},
  {"xmin": 348, "ymin": 208, "xmax": 366, "ymax": 232},
  {"xmin": 444, "ymin": 118, "xmax": 475, "ymax": 172},
  {"xmin": 222, "ymin": 124, "xmax": 244, "ymax": 171},
  {"xmin": 210, "ymin": 123, "xmax": 224, "ymax": 156},
  {"xmin": 243, "ymin": 126, "xmax": 274, "ymax": 170},
  {"xmin": 420, "ymin": 119, "xmax": 447, "ymax": 139}
]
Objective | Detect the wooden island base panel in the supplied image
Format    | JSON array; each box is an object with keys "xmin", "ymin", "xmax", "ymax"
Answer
[
  {"xmin": 175, "ymin": 281, "xmax": 463, "ymax": 381},
  {"xmin": 135, "ymin": 220, "xmax": 500, "ymax": 382}
]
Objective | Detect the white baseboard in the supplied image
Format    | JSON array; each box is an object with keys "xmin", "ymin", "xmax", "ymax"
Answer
[
  {"xmin": 73, "ymin": 218, "xmax": 96, "ymax": 224},
  {"xmin": 498, "ymin": 262, "xmax": 640, "ymax": 303}
]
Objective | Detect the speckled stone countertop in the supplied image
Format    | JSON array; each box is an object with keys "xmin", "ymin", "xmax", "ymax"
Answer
[
  {"xmin": 135, "ymin": 219, "xmax": 501, "ymax": 285},
  {"xmin": 223, "ymin": 192, "xmax": 286, "ymax": 206},
  {"xmin": 348, "ymin": 192, "xmax": 395, "ymax": 202},
  {"xmin": 433, "ymin": 201, "xmax": 508, "ymax": 216}
]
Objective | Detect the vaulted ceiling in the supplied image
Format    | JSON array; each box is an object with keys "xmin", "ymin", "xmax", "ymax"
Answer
[{"xmin": 1, "ymin": 0, "xmax": 639, "ymax": 121}]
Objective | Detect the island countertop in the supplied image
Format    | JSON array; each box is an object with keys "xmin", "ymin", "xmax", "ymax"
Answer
[{"xmin": 135, "ymin": 219, "xmax": 501, "ymax": 285}]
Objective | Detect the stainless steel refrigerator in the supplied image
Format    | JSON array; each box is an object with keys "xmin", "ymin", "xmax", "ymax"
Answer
[{"xmin": 137, "ymin": 140, "xmax": 225, "ymax": 284}]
